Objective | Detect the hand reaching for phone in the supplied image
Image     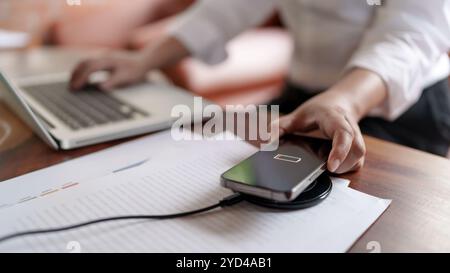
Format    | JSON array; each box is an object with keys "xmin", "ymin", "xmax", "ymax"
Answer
[
  {"xmin": 274, "ymin": 68, "xmax": 388, "ymax": 174},
  {"xmin": 275, "ymin": 90, "xmax": 366, "ymax": 174}
]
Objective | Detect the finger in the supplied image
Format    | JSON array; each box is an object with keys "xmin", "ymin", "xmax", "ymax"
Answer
[
  {"xmin": 334, "ymin": 120, "xmax": 366, "ymax": 173},
  {"xmin": 70, "ymin": 59, "xmax": 114, "ymax": 90},
  {"xmin": 351, "ymin": 158, "xmax": 365, "ymax": 172},
  {"xmin": 70, "ymin": 61, "xmax": 89, "ymax": 90},
  {"xmin": 99, "ymin": 71, "xmax": 131, "ymax": 91},
  {"xmin": 277, "ymin": 111, "xmax": 316, "ymax": 137},
  {"xmin": 322, "ymin": 114, "xmax": 354, "ymax": 172},
  {"xmin": 334, "ymin": 137, "xmax": 365, "ymax": 173},
  {"xmin": 343, "ymin": 157, "xmax": 365, "ymax": 173}
]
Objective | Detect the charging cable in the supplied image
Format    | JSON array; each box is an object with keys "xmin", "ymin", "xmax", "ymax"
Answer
[{"xmin": 0, "ymin": 193, "xmax": 244, "ymax": 244}]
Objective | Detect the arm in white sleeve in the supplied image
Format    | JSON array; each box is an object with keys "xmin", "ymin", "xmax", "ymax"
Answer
[
  {"xmin": 168, "ymin": 0, "xmax": 277, "ymax": 65},
  {"xmin": 347, "ymin": 0, "xmax": 450, "ymax": 120}
]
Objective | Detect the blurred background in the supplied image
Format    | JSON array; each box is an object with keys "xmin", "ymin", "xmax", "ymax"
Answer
[
  {"xmin": 0, "ymin": 0, "xmax": 294, "ymax": 105},
  {"xmin": 0, "ymin": 0, "xmax": 448, "ymax": 158}
]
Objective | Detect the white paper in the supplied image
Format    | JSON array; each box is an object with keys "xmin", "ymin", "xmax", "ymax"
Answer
[
  {"xmin": 0, "ymin": 131, "xmax": 181, "ymax": 207},
  {"xmin": 0, "ymin": 29, "xmax": 30, "ymax": 49},
  {"xmin": 0, "ymin": 131, "xmax": 390, "ymax": 252}
]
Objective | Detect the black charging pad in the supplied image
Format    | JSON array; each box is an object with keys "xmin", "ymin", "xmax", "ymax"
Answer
[{"xmin": 241, "ymin": 173, "xmax": 332, "ymax": 210}]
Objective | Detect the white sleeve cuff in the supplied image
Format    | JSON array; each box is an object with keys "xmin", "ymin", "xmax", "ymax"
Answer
[{"xmin": 346, "ymin": 50, "xmax": 425, "ymax": 121}]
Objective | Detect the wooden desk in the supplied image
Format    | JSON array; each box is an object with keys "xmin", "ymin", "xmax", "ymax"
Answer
[{"xmin": 1, "ymin": 48, "xmax": 450, "ymax": 252}]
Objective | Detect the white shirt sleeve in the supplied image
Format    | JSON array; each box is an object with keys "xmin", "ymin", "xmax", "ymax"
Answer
[
  {"xmin": 167, "ymin": 0, "xmax": 276, "ymax": 65},
  {"xmin": 347, "ymin": 0, "xmax": 450, "ymax": 120}
]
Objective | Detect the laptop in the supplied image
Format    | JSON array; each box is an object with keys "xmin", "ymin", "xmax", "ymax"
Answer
[{"xmin": 0, "ymin": 71, "xmax": 202, "ymax": 150}]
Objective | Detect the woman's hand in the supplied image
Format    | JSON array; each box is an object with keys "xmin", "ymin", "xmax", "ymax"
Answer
[
  {"xmin": 277, "ymin": 91, "xmax": 366, "ymax": 174},
  {"xmin": 70, "ymin": 35, "xmax": 189, "ymax": 91},
  {"xmin": 275, "ymin": 68, "xmax": 388, "ymax": 174},
  {"xmin": 70, "ymin": 52, "xmax": 148, "ymax": 91}
]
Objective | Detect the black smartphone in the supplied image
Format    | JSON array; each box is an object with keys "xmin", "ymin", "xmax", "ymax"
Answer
[{"xmin": 220, "ymin": 134, "xmax": 331, "ymax": 202}]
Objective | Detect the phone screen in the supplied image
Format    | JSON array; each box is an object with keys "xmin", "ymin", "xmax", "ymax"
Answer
[{"xmin": 221, "ymin": 135, "xmax": 331, "ymax": 194}]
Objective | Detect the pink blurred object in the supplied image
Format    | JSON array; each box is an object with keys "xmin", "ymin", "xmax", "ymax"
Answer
[
  {"xmin": 53, "ymin": 0, "xmax": 159, "ymax": 48},
  {"xmin": 166, "ymin": 28, "xmax": 293, "ymax": 103},
  {"xmin": 52, "ymin": 0, "xmax": 193, "ymax": 49},
  {"xmin": 0, "ymin": 0, "xmax": 58, "ymax": 48}
]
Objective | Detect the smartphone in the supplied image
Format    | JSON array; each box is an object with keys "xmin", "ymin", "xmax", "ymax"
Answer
[{"xmin": 221, "ymin": 134, "xmax": 331, "ymax": 202}]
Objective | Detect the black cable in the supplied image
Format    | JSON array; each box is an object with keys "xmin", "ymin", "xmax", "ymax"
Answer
[{"xmin": 0, "ymin": 193, "xmax": 244, "ymax": 244}]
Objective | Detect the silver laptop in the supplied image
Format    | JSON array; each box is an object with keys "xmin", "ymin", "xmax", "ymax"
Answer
[{"xmin": 0, "ymin": 71, "xmax": 201, "ymax": 149}]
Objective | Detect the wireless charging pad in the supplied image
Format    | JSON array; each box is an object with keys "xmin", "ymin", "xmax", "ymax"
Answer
[{"xmin": 241, "ymin": 173, "xmax": 332, "ymax": 210}]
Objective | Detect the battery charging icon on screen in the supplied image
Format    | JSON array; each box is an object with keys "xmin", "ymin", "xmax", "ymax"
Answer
[{"xmin": 273, "ymin": 154, "xmax": 302, "ymax": 163}]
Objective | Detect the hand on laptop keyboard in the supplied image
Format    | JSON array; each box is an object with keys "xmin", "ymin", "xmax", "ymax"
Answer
[
  {"xmin": 70, "ymin": 36, "xmax": 190, "ymax": 91},
  {"xmin": 70, "ymin": 52, "xmax": 148, "ymax": 92}
]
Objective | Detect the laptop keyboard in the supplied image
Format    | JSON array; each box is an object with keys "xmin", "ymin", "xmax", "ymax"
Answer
[{"xmin": 23, "ymin": 82, "xmax": 149, "ymax": 130}]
